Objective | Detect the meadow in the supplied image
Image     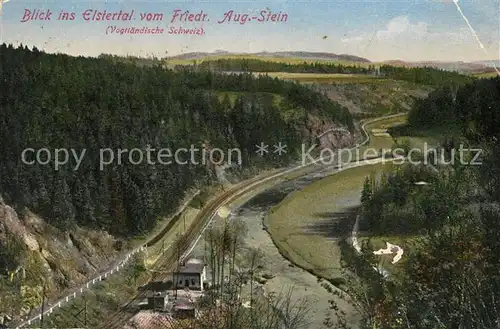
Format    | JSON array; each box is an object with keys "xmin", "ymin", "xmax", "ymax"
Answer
[
  {"xmin": 263, "ymin": 115, "xmax": 436, "ymax": 282},
  {"xmin": 472, "ymin": 71, "xmax": 499, "ymax": 79}
]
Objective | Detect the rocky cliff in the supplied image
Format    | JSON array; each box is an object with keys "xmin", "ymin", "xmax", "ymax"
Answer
[{"xmin": 0, "ymin": 195, "xmax": 124, "ymax": 319}]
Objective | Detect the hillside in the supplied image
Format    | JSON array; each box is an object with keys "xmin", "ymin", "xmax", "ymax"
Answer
[
  {"xmin": 472, "ymin": 60, "xmax": 500, "ymax": 68},
  {"xmin": 0, "ymin": 44, "xmax": 357, "ymax": 321},
  {"xmin": 317, "ymin": 80, "xmax": 432, "ymax": 118},
  {"xmin": 166, "ymin": 51, "xmax": 371, "ymax": 63},
  {"xmin": 0, "ymin": 196, "xmax": 125, "ymax": 317},
  {"xmin": 340, "ymin": 76, "xmax": 500, "ymax": 329},
  {"xmin": 166, "ymin": 51, "xmax": 495, "ymax": 75}
]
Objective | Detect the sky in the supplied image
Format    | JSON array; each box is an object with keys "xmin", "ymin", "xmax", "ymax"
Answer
[{"xmin": 0, "ymin": 0, "xmax": 499, "ymax": 62}]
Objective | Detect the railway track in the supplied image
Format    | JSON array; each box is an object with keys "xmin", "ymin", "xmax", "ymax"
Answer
[
  {"xmin": 8, "ymin": 113, "xmax": 406, "ymax": 329},
  {"xmin": 99, "ymin": 169, "xmax": 288, "ymax": 329},
  {"xmin": 93, "ymin": 113, "xmax": 410, "ymax": 329}
]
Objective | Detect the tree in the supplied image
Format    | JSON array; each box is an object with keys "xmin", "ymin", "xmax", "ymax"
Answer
[
  {"xmin": 127, "ymin": 255, "xmax": 146, "ymax": 286},
  {"xmin": 360, "ymin": 177, "xmax": 372, "ymax": 205},
  {"xmin": 0, "ymin": 44, "xmax": 358, "ymax": 240}
]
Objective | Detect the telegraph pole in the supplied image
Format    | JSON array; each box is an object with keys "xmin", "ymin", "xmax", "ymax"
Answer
[
  {"xmin": 204, "ymin": 232, "xmax": 207, "ymax": 265},
  {"xmin": 175, "ymin": 241, "xmax": 179, "ymax": 300},
  {"xmin": 84, "ymin": 298, "xmax": 87, "ymax": 328},
  {"xmin": 40, "ymin": 284, "xmax": 45, "ymax": 329}
]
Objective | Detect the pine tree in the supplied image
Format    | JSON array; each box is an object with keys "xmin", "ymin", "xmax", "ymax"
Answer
[
  {"xmin": 361, "ymin": 177, "xmax": 372, "ymax": 205},
  {"xmin": 50, "ymin": 173, "xmax": 76, "ymax": 230}
]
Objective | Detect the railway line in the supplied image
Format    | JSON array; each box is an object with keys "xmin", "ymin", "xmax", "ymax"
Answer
[
  {"xmin": 99, "ymin": 167, "xmax": 295, "ymax": 329},
  {"xmin": 11, "ymin": 113, "xmax": 406, "ymax": 329},
  {"xmin": 98, "ymin": 113, "xmax": 407, "ymax": 328}
]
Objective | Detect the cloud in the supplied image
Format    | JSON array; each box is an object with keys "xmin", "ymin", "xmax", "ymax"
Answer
[
  {"xmin": 375, "ymin": 15, "xmax": 428, "ymax": 40},
  {"xmin": 341, "ymin": 15, "xmax": 428, "ymax": 43},
  {"xmin": 339, "ymin": 15, "xmax": 496, "ymax": 61}
]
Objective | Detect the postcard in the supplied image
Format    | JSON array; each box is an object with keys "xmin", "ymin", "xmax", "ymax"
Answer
[{"xmin": 0, "ymin": 0, "xmax": 499, "ymax": 328}]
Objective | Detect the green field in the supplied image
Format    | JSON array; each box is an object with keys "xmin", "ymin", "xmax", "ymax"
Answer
[
  {"xmin": 471, "ymin": 71, "xmax": 499, "ymax": 79},
  {"xmin": 357, "ymin": 115, "xmax": 437, "ymax": 155},
  {"xmin": 165, "ymin": 55, "xmax": 375, "ymax": 67},
  {"xmin": 263, "ymin": 115, "xmax": 436, "ymax": 282},
  {"xmin": 264, "ymin": 162, "xmax": 395, "ymax": 281},
  {"xmin": 215, "ymin": 91, "xmax": 283, "ymax": 107}
]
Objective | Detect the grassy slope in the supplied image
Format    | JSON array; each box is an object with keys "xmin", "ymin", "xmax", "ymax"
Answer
[
  {"xmin": 318, "ymin": 80, "xmax": 432, "ymax": 117},
  {"xmin": 255, "ymin": 72, "xmax": 379, "ymax": 84},
  {"xmin": 226, "ymin": 73, "xmax": 432, "ymax": 117},
  {"xmin": 471, "ymin": 72, "xmax": 499, "ymax": 79},
  {"xmin": 215, "ymin": 91, "xmax": 283, "ymax": 107},
  {"xmin": 264, "ymin": 162, "xmax": 395, "ymax": 281}
]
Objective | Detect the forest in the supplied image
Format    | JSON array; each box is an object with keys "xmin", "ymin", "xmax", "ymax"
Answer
[
  {"xmin": 0, "ymin": 44, "xmax": 353, "ymax": 237},
  {"xmin": 408, "ymin": 77, "xmax": 500, "ymax": 143},
  {"xmin": 183, "ymin": 58, "xmax": 474, "ymax": 86},
  {"xmin": 345, "ymin": 76, "xmax": 500, "ymax": 329}
]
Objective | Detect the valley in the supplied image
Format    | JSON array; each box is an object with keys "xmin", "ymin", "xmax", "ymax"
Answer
[{"xmin": 1, "ymin": 23, "xmax": 499, "ymax": 329}]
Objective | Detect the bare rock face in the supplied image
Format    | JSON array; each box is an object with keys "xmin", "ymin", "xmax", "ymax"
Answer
[
  {"xmin": 0, "ymin": 200, "xmax": 120, "ymax": 320},
  {"xmin": 0, "ymin": 203, "xmax": 39, "ymax": 251},
  {"xmin": 305, "ymin": 114, "xmax": 356, "ymax": 150}
]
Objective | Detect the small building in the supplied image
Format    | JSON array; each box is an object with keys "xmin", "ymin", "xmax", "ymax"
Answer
[
  {"xmin": 141, "ymin": 280, "xmax": 172, "ymax": 292},
  {"xmin": 0, "ymin": 314, "xmax": 11, "ymax": 329},
  {"xmin": 147, "ymin": 291, "xmax": 168, "ymax": 310},
  {"xmin": 174, "ymin": 259, "xmax": 206, "ymax": 291}
]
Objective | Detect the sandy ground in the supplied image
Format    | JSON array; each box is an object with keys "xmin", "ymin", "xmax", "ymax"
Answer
[{"xmin": 237, "ymin": 206, "xmax": 354, "ymax": 329}]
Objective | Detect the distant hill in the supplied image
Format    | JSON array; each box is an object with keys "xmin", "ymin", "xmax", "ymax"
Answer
[
  {"xmin": 472, "ymin": 60, "xmax": 500, "ymax": 68},
  {"xmin": 167, "ymin": 51, "xmax": 371, "ymax": 63},
  {"xmin": 166, "ymin": 51, "xmax": 496, "ymax": 74}
]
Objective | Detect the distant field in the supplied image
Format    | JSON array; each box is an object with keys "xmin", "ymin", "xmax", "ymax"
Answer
[
  {"xmin": 251, "ymin": 72, "xmax": 382, "ymax": 84},
  {"xmin": 165, "ymin": 55, "xmax": 375, "ymax": 67},
  {"xmin": 215, "ymin": 91, "xmax": 283, "ymax": 107},
  {"xmin": 472, "ymin": 72, "xmax": 499, "ymax": 79},
  {"xmin": 263, "ymin": 115, "xmax": 437, "ymax": 282}
]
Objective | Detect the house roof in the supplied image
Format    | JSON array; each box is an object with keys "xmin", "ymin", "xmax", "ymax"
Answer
[
  {"xmin": 177, "ymin": 263, "xmax": 204, "ymax": 274},
  {"xmin": 146, "ymin": 291, "xmax": 168, "ymax": 298},
  {"xmin": 141, "ymin": 280, "xmax": 171, "ymax": 291},
  {"xmin": 174, "ymin": 303, "xmax": 196, "ymax": 310},
  {"xmin": 173, "ymin": 296, "xmax": 196, "ymax": 310}
]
